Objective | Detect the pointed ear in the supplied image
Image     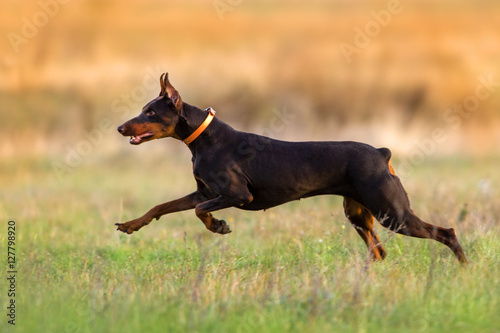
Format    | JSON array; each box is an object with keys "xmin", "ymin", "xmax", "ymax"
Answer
[
  {"xmin": 159, "ymin": 73, "xmax": 167, "ymax": 96},
  {"xmin": 159, "ymin": 73, "xmax": 182, "ymax": 111}
]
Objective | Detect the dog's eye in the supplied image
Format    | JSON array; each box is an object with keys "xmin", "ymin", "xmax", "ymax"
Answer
[{"xmin": 144, "ymin": 110, "xmax": 155, "ymax": 117}]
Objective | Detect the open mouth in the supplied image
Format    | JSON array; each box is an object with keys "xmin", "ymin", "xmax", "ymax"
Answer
[{"xmin": 129, "ymin": 131, "xmax": 154, "ymax": 145}]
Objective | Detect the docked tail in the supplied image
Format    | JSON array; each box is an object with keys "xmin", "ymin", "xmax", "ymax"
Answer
[{"xmin": 377, "ymin": 147, "xmax": 395, "ymax": 175}]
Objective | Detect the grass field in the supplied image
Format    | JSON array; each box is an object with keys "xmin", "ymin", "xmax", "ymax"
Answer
[{"xmin": 1, "ymin": 152, "xmax": 499, "ymax": 332}]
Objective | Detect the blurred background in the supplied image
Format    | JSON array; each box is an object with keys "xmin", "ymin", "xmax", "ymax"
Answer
[{"xmin": 1, "ymin": 0, "xmax": 500, "ymax": 162}]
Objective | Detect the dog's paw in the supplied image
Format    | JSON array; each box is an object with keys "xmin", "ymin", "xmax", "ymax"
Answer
[
  {"xmin": 115, "ymin": 218, "xmax": 151, "ymax": 234},
  {"xmin": 209, "ymin": 219, "xmax": 232, "ymax": 234},
  {"xmin": 115, "ymin": 222, "xmax": 135, "ymax": 234}
]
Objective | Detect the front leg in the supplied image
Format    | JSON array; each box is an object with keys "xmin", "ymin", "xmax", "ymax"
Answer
[
  {"xmin": 116, "ymin": 189, "xmax": 211, "ymax": 234},
  {"xmin": 195, "ymin": 193, "xmax": 253, "ymax": 234}
]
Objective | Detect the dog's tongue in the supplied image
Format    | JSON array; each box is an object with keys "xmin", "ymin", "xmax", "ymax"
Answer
[
  {"xmin": 130, "ymin": 136, "xmax": 142, "ymax": 144},
  {"xmin": 129, "ymin": 132, "xmax": 153, "ymax": 144}
]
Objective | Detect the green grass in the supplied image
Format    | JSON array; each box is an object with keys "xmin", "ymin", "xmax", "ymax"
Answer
[{"xmin": 1, "ymin": 153, "xmax": 499, "ymax": 332}]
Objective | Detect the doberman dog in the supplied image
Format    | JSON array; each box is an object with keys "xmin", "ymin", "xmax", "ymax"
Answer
[{"xmin": 116, "ymin": 73, "xmax": 468, "ymax": 264}]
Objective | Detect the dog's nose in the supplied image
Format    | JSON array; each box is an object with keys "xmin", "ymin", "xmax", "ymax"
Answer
[{"xmin": 117, "ymin": 125, "xmax": 126, "ymax": 134}]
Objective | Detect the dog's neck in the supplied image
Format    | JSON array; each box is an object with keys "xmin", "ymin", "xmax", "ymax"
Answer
[
  {"xmin": 174, "ymin": 103, "xmax": 208, "ymax": 140},
  {"xmin": 174, "ymin": 103, "xmax": 232, "ymax": 155}
]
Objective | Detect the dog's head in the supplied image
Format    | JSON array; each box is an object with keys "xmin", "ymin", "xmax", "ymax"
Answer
[{"xmin": 117, "ymin": 73, "xmax": 184, "ymax": 145}]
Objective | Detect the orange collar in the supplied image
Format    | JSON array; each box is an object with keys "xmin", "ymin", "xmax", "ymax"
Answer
[{"xmin": 183, "ymin": 107, "xmax": 216, "ymax": 146}]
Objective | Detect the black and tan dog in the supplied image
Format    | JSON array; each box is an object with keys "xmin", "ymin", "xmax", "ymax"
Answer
[{"xmin": 116, "ymin": 73, "xmax": 467, "ymax": 263}]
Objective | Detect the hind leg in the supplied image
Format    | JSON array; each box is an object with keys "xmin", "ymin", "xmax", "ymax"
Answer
[
  {"xmin": 396, "ymin": 211, "xmax": 468, "ymax": 263},
  {"xmin": 343, "ymin": 197, "xmax": 387, "ymax": 260},
  {"xmin": 358, "ymin": 173, "xmax": 468, "ymax": 264}
]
